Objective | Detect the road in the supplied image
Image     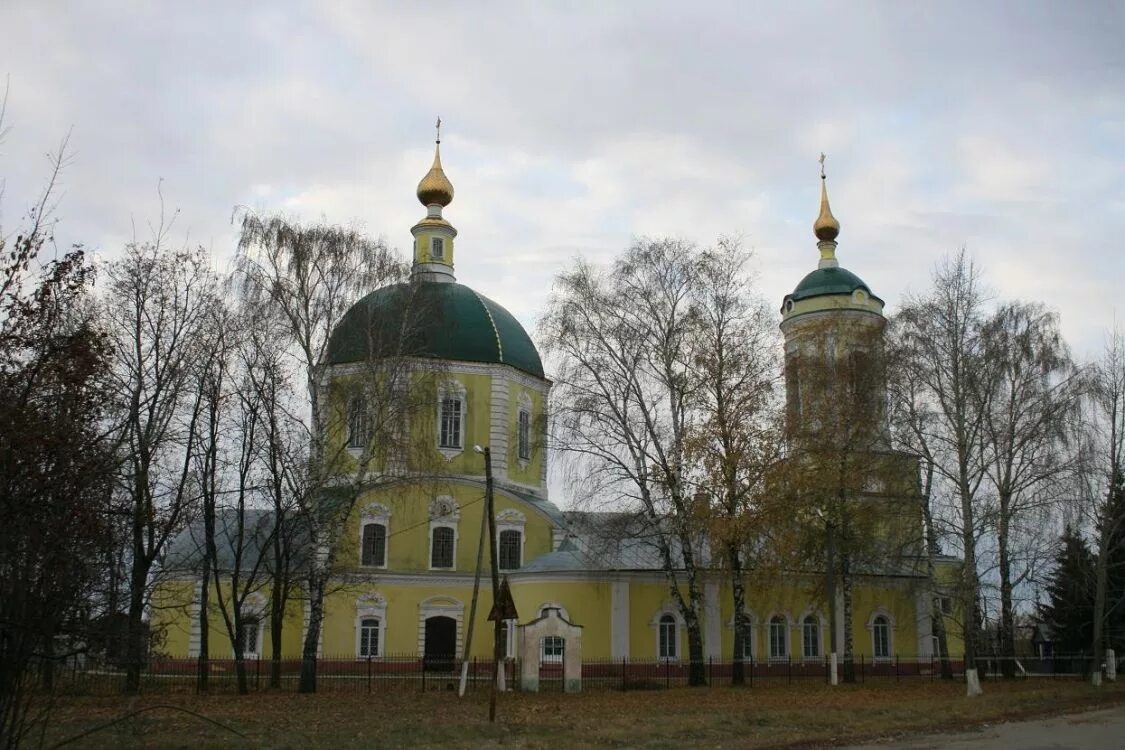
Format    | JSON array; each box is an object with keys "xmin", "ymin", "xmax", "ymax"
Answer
[{"xmin": 844, "ymin": 705, "xmax": 1125, "ymax": 749}]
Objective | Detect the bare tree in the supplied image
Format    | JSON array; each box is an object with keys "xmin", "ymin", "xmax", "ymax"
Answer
[
  {"xmin": 104, "ymin": 237, "xmax": 218, "ymax": 693},
  {"xmin": 891, "ymin": 250, "xmax": 994, "ymax": 674},
  {"xmin": 978, "ymin": 302, "xmax": 1081, "ymax": 674},
  {"xmin": 683, "ymin": 239, "xmax": 781, "ymax": 684},
  {"xmin": 234, "ymin": 214, "xmax": 420, "ymax": 693},
  {"xmin": 543, "ymin": 238, "xmax": 714, "ymax": 685}
]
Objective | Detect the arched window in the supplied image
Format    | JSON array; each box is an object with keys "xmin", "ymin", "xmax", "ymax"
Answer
[
  {"xmin": 499, "ymin": 529, "xmax": 522, "ymax": 570},
  {"xmin": 769, "ymin": 615, "xmax": 787, "ymax": 660},
  {"xmin": 347, "ymin": 396, "xmax": 368, "ymax": 449},
  {"xmin": 658, "ymin": 614, "xmax": 678, "ymax": 660},
  {"xmin": 359, "ymin": 618, "xmax": 380, "ymax": 657},
  {"xmin": 431, "ymin": 526, "xmax": 455, "ymax": 569},
  {"xmin": 802, "ymin": 615, "xmax": 820, "ymax": 658},
  {"xmin": 873, "ymin": 615, "xmax": 891, "ymax": 659},
  {"xmin": 361, "ymin": 523, "xmax": 386, "ymax": 567},
  {"xmin": 740, "ymin": 629, "xmax": 753, "ymax": 659}
]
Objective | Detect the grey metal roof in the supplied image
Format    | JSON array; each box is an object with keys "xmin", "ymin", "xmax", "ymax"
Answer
[{"xmin": 162, "ymin": 509, "xmax": 311, "ymax": 575}]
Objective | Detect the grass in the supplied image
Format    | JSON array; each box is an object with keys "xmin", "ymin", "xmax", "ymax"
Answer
[{"xmin": 34, "ymin": 679, "xmax": 1125, "ymax": 749}]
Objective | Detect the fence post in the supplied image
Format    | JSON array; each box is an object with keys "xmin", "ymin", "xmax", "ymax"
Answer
[
  {"xmin": 749, "ymin": 655, "xmax": 753, "ymax": 688},
  {"xmin": 421, "ymin": 656, "xmax": 426, "ymax": 693},
  {"xmin": 825, "ymin": 655, "xmax": 829, "ymax": 685},
  {"xmin": 256, "ymin": 656, "xmax": 261, "ymax": 691},
  {"xmin": 665, "ymin": 658, "xmax": 670, "ymax": 689},
  {"xmin": 860, "ymin": 654, "xmax": 865, "ymax": 683},
  {"xmin": 708, "ymin": 656, "xmax": 713, "ymax": 687},
  {"xmin": 895, "ymin": 655, "xmax": 899, "ymax": 682},
  {"xmin": 930, "ymin": 653, "xmax": 934, "ymax": 682},
  {"xmin": 788, "ymin": 655, "xmax": 792, "ymax": 685},
  {"xmin": 367, "ymin": 655, "xmax": 372, "ymax": 693}
]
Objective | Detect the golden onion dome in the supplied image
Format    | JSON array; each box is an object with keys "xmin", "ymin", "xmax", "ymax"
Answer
[
  {"xmin": 814, "ymin": 170, "xmax": 840, "ymax": 242},
  {"xmin": 416, "ymin": 142, "xmax": 454, "ymax": 208}
]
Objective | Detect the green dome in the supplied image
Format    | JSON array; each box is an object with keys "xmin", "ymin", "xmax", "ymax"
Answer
[
  {"xmin": 788, "ymin": 266, "xmax": 880, "ymax": 303},
  {"xmin": 326, "ymin": 281, "xmax": 544, "ymax": 378}
]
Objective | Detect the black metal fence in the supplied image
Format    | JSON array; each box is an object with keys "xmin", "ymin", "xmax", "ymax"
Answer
[{"xmin": 29, "ymin": 653, "xmax": 1103, "ymax": 695}]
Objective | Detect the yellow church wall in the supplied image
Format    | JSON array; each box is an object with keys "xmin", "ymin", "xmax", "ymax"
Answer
[
  {"xmin": 510, "ymin": 580, "xmax": 614, "ymax": 658},
  {"xmin": 414, "ymin": 232, "xmax": 454, "ymax": 266},
  {"xmin": 338, "ymin": 480, "xmax": 555, "ymax": 572},
  {"xmin": 150, "ymin": 577, "xmax": 308, "ymax": 659},
  {"xmin": 151, "ymin": 578, "xmax": 195, "ymax": 657},
  {"xmin": 848, "ymin": 583, "xmax": 917, "ymax": 658}
]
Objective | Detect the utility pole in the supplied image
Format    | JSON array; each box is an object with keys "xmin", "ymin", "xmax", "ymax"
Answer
[
  {"xmin": 483, "ymin": 447, "xmax": 502, "ymax": 722},
  {"xmin": 458, "ymin": 482, "xmax": 489, "ymax": 697},
  {"xmin": 826, "ymin": 519, "xmax": 838, "ymax": 685}
]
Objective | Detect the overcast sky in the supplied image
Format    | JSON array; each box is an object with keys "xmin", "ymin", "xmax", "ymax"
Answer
[{"xmin": 2, "ymin": 1, "xmax": 1122, "ymax": 360}]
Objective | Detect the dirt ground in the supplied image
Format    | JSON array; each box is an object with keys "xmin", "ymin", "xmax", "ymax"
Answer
[{"xmin": 29, "ymin": 678, "xmax": 1125, "ymax": 749}]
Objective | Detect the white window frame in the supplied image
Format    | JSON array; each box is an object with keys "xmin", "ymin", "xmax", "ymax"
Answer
[
  {"xmin": 355, "ymin": 593, "xmax": 387, "ymax": 659},
  {"xmin": 649, "ymin": 605, "xmax": 683, "ymax": 662},
  {"xmin": 541, "ymin": 635, "xmax": 565, "ymax": 664},
  {"xmin": 358, "ymin": 502, "xmax": 391, "ymax": 569},
  {"xmin": 428, "ymin": 496, "xmax": 459, "ymax": 571},
  {"xmin": 768, "ymin": 614, "xmax": 789, "ymax": 661},
  {"xmin": 801, "ymin": 614, "xmax": 822, "ymax": 660},
  {"xmin": 358, "ymin": 617, "xmax": 381, "ymax": 658},
  {"xmin": 658, "ymin": 615, "xmax": 678, "ymax": 661},
  {"xmin": 866, "ymin": 608, "xmax": 895, "ymax": 662},
  {"xmin": 436, "ymin": 381, "xmax": 466, "ymax": 460},
  {"xmin": 496, "ymin": 509, "xmax": 526, "ymax": 571},
  {"xmin": 431, "ymin": 236, "xmax": 444, "ymax": 260}
]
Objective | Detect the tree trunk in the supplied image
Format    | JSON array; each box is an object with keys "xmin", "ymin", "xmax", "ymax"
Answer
[
  {"xmin": 298, "ymin": 573, "xmax": 326, "ymax": 693},
  {"xmin": 269, "ymin": 578, "xmax": 285, "ymax": 690},
  {"xmin": 841, "ymin": 549, "xmax": 856, "ymax": 683},
  {"xmin": 196, "ymin": 576, "xmax": 210, "ymax": 693},
  {"xmin": 997, "ymin": 499, "xmax": 1016, "ymax": 678},
  {"xmin": 959, "ymin": 471, "xmax": 980, "ymax": 669},
  {"xmin": 729, "ymin": 543, "xmax": 748, "ymax": 686},
  {"xmin": 124, "ymin": 524, "xmax": 148, "ymax": 694}
]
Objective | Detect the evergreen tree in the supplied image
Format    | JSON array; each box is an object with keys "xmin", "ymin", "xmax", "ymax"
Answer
[
  {"xmin": 1041, "ymin": 525, "xmax": 1096, "ymax": 654},
  {"xmin": 1102, "ymin": 470, "xmax": 1125, "ymax": 652}
]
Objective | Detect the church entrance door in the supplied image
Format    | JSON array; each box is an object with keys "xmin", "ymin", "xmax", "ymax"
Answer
[{"xmin": 423, "ymin": 616, "xmax": 456, "ymax": 672}]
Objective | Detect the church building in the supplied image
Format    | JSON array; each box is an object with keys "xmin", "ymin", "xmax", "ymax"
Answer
[{"xmin": 156, "ymin": 138, "xmax": 960, "ymax": 668}]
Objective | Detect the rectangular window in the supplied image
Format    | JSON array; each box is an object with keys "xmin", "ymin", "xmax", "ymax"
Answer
[
  {"xmin": 939, "ymin": 597, "xmax": 953, "ymax": 615},
  {"xmin": 517, "ymin": 409, "xmax": 531, "ymax": 461},
  {"xmin": 431, "ymin": 237, "xmax": 444, "ymax": 259},
  {"xmin": 658, "ymin": 615, "xmax": 678, "ymax": 660},
  {"xmin": 431, "ymin": 526, "xmax": 455, "ymax": 568},
  {"xmin": 347, "ymin": 396, "xmax": 368, "ymax": 449},
  {"xmin": 541, "ymin": 636, "xmax": 564, "ymax": 663},
  {"xmin": 498, "ymin": 529, "xmax": 521, "ymax": 570},
  {"xmin": 439, "ymin": 397, "xmax": 462, "ymax": 449},
  {"xmin": 361, "ymin": 523, "xmax": 386, "ymax": 567}
]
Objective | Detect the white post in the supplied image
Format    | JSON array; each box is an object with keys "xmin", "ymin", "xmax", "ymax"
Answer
[
  {"xmin": 830, "ymin": 652, "xmax": 838, "ymax": 686},
  {"xmin": 965, "ymin": 667, "xmax": 983, "ymax": 696}
]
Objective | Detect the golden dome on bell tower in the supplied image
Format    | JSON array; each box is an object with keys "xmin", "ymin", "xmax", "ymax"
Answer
[{"xmin": 416, "ymin": 118, "xmax": 454, "ymax": 208}]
